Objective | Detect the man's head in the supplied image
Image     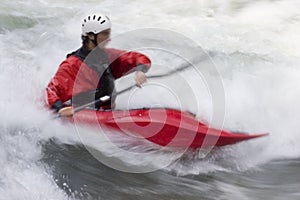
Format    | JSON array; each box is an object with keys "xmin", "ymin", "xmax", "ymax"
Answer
[{"xmin": 81, "ymin": 14, "xmax": 111, "ymax": 49}]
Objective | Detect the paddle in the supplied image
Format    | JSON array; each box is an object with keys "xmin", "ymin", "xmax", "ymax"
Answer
[
  {"xmin": 73, "ymin": 95, "xmax": 111, "ymax": 113},
  {"xmin": 55, "ymin": 59, "xmax": 198, "ymax": 117},
  {"xmin": 115, "ymin": 60, "xmax": 195, "ymax": 96}
]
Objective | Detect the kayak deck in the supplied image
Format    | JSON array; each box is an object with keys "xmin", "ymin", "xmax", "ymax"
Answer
[{"xmin": 70, "ymin": 108, "xmax": 268, "ymax": 149}]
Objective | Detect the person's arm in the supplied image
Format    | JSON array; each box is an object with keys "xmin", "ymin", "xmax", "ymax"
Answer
[
  {"xmin": 46, "ymin": 61, "xmax": 75, "ymax": 116},
  {"xmin": 46, "ymin": 78, "xmax": 64, "ymax": 111},
  {"xmin": 107, "ymin": 48, "xmax": 151, "ymax": 79}
]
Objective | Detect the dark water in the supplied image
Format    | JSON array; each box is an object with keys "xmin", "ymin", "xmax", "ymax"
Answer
[{"xmin": 42, "ymin": 140, "xmax": 300, "ymax": 200}]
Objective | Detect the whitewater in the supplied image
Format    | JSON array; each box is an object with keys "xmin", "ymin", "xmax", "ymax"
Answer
[{"xmin": 0, "ymin": 0, "xmax": 300, "ymax": 199}]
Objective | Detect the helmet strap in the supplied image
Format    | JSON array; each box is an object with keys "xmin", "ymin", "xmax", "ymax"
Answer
[{"xmin": 92, "ymin": 33, "xmax": 98, "ymax": 47}]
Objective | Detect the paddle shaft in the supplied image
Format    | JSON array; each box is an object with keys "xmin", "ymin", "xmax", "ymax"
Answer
[
  {"xmin": 70, "ymin": 60, "xmax": 195, "ymax": 115},
  {"xmin": 73, "ymin": 95, "xmax": 110, "ymax": 113},
  {"xmin": 116, "ymin": 60, "xmax": 193, "ymax": 96}
]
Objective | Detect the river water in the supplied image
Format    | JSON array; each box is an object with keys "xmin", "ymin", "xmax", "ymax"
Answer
[{"xmin": 0, "ymin": 0, "xmax": 300, "ymax": 199}]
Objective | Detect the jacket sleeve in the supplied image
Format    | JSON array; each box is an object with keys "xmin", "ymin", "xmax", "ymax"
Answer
[
  {"xmin": 46, "ymin": 61, "xmax": 74, "ymax": 111},
  {"xmin": 106, "ymin": 48, "xmax": 151, "ymax": 79}
]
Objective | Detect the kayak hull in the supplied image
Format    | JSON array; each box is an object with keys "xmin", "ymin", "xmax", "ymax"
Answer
[{"xmin": 70, "ymin": 108, "xmax": 268, "ymax": 149}]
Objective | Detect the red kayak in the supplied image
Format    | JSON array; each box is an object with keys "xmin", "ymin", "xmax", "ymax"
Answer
[{"xmin": 69, "ymin": 108, "xmax": 268, "ymax": 149}]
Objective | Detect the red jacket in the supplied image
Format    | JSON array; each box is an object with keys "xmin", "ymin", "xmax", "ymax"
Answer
[{"xmin": 46, "ymin": 47, "xmax": 151, "ymax": 111}]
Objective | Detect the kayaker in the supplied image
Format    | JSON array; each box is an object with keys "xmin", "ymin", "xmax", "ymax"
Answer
[{"xmin": 46, "ymin": 14, "xmax": 151, "ymax": 117}]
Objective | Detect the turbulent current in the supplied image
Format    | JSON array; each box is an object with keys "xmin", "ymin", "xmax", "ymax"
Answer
[{"xmin": 0, "ymin": 0, "xmax": 300, "ymax": 199}]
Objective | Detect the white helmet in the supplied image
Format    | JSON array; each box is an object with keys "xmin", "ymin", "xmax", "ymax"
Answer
[{"xmin": 81, "ymin": 14, "xmax": 111, "ymax": 36}]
